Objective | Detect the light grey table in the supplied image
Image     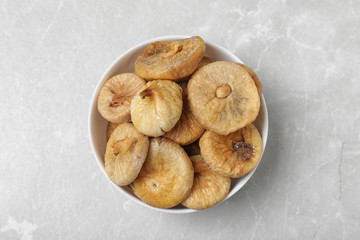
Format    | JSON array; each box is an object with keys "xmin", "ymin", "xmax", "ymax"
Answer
[{"xmin": 1, "ymin": 0, "xmax": 359, "ymax": 239}]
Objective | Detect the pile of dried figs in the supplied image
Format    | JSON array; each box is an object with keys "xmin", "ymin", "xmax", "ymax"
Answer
[{"xmin": 97, "ymin": 36, "xmax": 263, "ymax": 210}]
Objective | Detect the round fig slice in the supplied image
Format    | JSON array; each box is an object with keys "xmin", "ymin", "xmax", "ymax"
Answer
[
  {"xmin": 104, "ymin": 123, "xmax": 149, "ymax": 186},
  {"xmin": 106, "ymin": 122, "xmax": 119, "ymax": 141},
  {"xmin": 182, "ymin": 155, "xmax": 231, "ymax": 210},
  {"xmin": 131, "ymin": 138, "xmax": 194, "ymax": 209},
  {"xmin": 164, "ymin": 82, "xmax": 204, "ymax": 145},
  {"xmin": 188, "ymin": 61, "xmax": 260, "ymax": 135},
  {"xmin": 236, "ymin": 63, "xmax": 263, "ymax": 97},
  {"xmin": 98, "ymin": 73, "xmax": 146, "ymax": 123},
  {"xmin": 199, "ymin": 123, "xmax": 263, "ymax": 178},
  {"xmin": 131, "ymin": 80, "xmax": 183, "ymax": 137},
  {"xmin": 135, "ymin": 36, "xmax": 205, "ymax": 80}
]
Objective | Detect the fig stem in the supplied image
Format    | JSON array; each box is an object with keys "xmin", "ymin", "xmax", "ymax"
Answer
[
  {"xmin": 233, "ymin": 140, "xmax": 253, "ymax": 160},
  {"xmin": 161, "ymin": 44, "xmax": 182, "ymax": 58},
  {"xmin": 109, "ymin": 94, "xmax": 128, "ymax": 107},
  {"xmin": 140, "ymin": 87, "xmax": 154, "ymax": 99}
]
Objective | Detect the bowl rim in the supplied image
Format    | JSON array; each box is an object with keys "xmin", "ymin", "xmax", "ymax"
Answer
[{"xmin": 88, "ymin": 35, "xmax": 268, "ymax": 214}]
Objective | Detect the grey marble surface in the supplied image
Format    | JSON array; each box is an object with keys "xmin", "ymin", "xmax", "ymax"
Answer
[{"xmin": 1, "ymin": 0, "xmax": 360, "ymax": 239}]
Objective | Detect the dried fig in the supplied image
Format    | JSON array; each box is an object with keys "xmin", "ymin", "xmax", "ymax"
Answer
[
  {"xmin": 131, "ymin": 80, "xmax": 183, "ymax": 137},
  {"xmin": 199, "ymin": 123, "xmax": 263, "ymax": 178},
  {"xmin": 135, "ymin": 36, "xmax": 205, "ymax": 80},
  {"xmin": 188, "ymin": 61, "xmax": 260, "ymax": 135},
  {"xmin": 182, "ymin": 155, "xmax": 231, "ymax": 210},
  {"xmin": 104, "ymin": 123, "xmax": 149, "ymax": 186},
  {"xmin": 131, "ymin": 138, "xmax": 194, "ymax": 208},
  {"xmin": 98, "ymin": 73, "xmax": 146, "ymax": 123}
]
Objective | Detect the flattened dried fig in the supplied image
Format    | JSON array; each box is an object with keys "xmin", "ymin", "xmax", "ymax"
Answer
[
  {"xmin": 188, "ymin": 61, "xmax": 260, "ymax": 135},
  {"xmin": 131, "ymin": 138, "xmax": 194, "ymax": 208},
  {"xmin": 182, "ymin": 155, "xmax": 231, "ymax": 210},
  {"xmin": 98, "ymin": 73, "xmax": 146, "ymax": 123},
  {"xmin": 105, "ymin": 123, "xmax": 149, "ymax": 185},
  {"xmin": 131, "ymin": 80, "xmax": 183, "ymax": 137},
  {"xmin": 135, "ymin": 36, "xmax": 205, "ymax": 80},
  {"xmin": 199, "ymin": 124, "xmax": 262, "ymax": 178}
]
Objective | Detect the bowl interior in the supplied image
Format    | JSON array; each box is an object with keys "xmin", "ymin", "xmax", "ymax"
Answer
[{"xmin": 89, "ymin": 35, "xmax": 268, "ymax": 213}]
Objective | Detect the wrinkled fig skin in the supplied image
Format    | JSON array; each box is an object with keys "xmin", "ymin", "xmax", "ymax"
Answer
[{"xmin": 135, "ymin": 36, "xmax": 206, "ymax": 81}]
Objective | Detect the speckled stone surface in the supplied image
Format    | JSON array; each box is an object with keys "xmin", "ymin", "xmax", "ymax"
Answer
[{"xmin": 1, "ymin": 0, "xmax": 360, "ymax": 239}]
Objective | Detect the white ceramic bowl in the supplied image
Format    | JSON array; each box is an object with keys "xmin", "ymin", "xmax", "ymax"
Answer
[{"xmin": 88, "ymin": 35, "xmax": 268, "ymax": 213}]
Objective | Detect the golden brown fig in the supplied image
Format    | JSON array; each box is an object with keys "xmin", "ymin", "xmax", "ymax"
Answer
[
  {"xmin": 236, "ymin": 63, "xmax": 262, "ymax": 97},
  {"xmin": 104, "ymin": 123, "xmax": 149, "ymax": 186},
  {"xmin": 199, "ymin": 124, "xmax": 262, "ymax": 178},
  {"xmin": 106, "ymin": 122, "xmax": 119, "ymax": 141},
  {"xmin": 131, "ymin": 80, "xmax": 183, "ymax": 137},
  {"xmin": 164, "ymin": 82, "xmax": 204, "ymax": 145},
  {"xmin": 131, "ymin": 138, "xmax": 194, "ymax": 208},
  {"xmin": 188, "ymin": 61, "xmax": 260, "ymax": 135},
  {"xmin": 135, "ymin": 36, "xmax": 205, "ymax": 80},
  {"xmin": 182, "ymin": 155, "xmax": 231, "ymax": 210},
  {"xmin": 98, "ymin": 73, "xmax": 146, "ymax": 123}
]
